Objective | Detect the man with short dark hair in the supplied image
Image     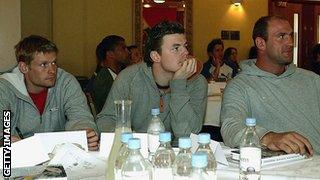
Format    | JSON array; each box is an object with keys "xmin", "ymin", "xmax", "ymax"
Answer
[
  {"xmin": 0, "ymin": 35, "xmax": 99, "ymax": 151},
  {"xmin": 221, "ymin": 15, "xmax": 319, "ymax": 155},
  {"xmin": 96, "ymin": 21, "xmax": 207, "ymax": 140},
  {"xmin": 201, "ymin": 38, "xmax": 233, "ymax": 81},
  {"xmin": 90, "ymin": 35, "xmax": 130, "ymax": 113}
]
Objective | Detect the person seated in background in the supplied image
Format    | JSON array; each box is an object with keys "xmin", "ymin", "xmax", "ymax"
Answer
[
  {"xmin": 96, "ymin": 21, "xmax": 207, "ymax": 141},
  {"xmin": 223, "ymin": 47, "xmax": 240, "ymax": 78},
  {"xmin": 90, "ymin": 35, "xmax": 130, "ymax": 113},
  {"xmin": 248, "ymin": 45, "xmax": 257, "ymax": 59},
  {"xmin": 127, "ymin": 45, "xmax": 142, "ymax": 65},
  {"xmin": 309, "ymin": 43, "xmax": 320, "ymax": 75},
  {"xmin": 221, "ymin": 15, "xmax": 319, "ymax": 155},
  {"xmin": 0, "ymin": 35, "xmax": 99, "ymax": 150},
  {"xmin": 201, "ymin": 38, "xmax": 233, "ymax": 81}
]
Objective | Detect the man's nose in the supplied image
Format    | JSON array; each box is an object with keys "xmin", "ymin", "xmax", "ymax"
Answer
[{"xmin": 182, "ymin": 46, "xmax": 189, "ymax": 57}]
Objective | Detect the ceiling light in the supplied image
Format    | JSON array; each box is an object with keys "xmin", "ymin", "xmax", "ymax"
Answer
[
  {"xmin": 154, "ymin": 0, "xmax": 165, "ymax": 3},
  {"xmin": 231, "ymin": 0, "xmax": 242, "ymax": 6}
]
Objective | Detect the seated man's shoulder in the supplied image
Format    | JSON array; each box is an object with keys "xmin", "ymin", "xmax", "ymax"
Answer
[
  {"xmin": 55, "ymin": 68, "xmax": 79, "ymax": 86},
  {"xmin": 296, "ymin": 68, "xmax": 320, "ymax": 79},
  {"xmin": 117, "ymin": 62, "xmax": 146, "ymax": 80}
]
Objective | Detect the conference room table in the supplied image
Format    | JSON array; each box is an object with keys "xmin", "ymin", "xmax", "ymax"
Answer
[
  {"xmin": 204, "ymin": 81, "xmax": 226, "ymax": 127},
  {"xmin": 79, "ymin": 151, "xmax": 320, "ymax": 180}
]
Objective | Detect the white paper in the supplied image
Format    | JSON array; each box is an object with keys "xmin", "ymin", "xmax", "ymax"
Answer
[
  {"xmin": 48, "ymin": 143, "xmax": 105, "ymax": 179},
  {"xmin": 99, "ymin": 133, "xmax": 115, "ymax": 160},
  {"xmin": 99, "ymin": 133, "xmax": 149, "ymax": 160},
  {"xmin": 34, "ymin": 131, "xmax": 88, "ymax": 154},
  {"xmin": 190, "ymin": 133, "xmax": 228, "ymax": 165},
  {"xmin": 0, "ymin": 136, "xmax": 49, "ymax": 168}
]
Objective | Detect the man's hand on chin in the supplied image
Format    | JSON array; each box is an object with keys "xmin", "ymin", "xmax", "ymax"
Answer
[
  {"xmin": 173, "ymin": 58, "xmax": 197, "ymax": 80},
  {"xmin": 86, "ymin": 128, "xmax": 99, "ymax": 151}
]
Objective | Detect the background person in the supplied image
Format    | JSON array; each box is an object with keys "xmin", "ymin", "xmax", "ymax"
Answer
[
  {"xmin": 128, "ymin": 45, "xmax": 142, "ymax": 65},
  {"xmin": 201, "ymin": 39, "xmax": 233, "ymax": 81},
  {"xmin": 223, "ymin": 47, "xmax": 240, "ymax": 78},
  {"xmin": 88, "ymin": 35, "xmax": 130, "ymax": 113}
]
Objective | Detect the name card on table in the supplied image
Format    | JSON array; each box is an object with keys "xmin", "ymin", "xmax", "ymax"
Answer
[
  {"xmin": 0, "ymin": 136, "xmax": 49, "ymax": 168},
  {"xmin": 99, "ymin": 133, "xmax": 149, "ymax": 160},
  {"xmin": 190, "ymin": 133, "xmax": 228, "ymax": 166},
  {"xmin": 34, "ymin": 131, "xmax": 88, "ymax": 154}
]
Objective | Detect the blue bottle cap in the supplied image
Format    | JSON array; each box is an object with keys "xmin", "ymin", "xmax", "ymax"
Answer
[
  {"xmin": 121, "ymin": 132, "xmax": 133, "ymax": 144},
  {"xmin": 198, "ymin": 133, "xmax": 210, "ymax": 144},
  {"xmin": 179, "ymin": 137, "xmax": 192, "ymax": 149},
  {"xmin": 159, "ymin": 132, "xmax": 171, "ymax": 142},
  {"xmin": 192, "ymin": 152, "xmax": 208, "ymax": 168},
  {"xmin": 245, "ymin": 118, "xmax": 256, "ymax": 126},
  {"xmin": 151, "ymin": 108, "xmax": 160, "ymax": 116},
  {"xmin": 128, "ymin": 138, "xmax": 140, "ymax": 150}
]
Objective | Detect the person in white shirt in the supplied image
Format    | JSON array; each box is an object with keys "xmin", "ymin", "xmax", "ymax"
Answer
[{"xmin": 201, "ymin": 39, "xmax": 233, "ymax": 81}]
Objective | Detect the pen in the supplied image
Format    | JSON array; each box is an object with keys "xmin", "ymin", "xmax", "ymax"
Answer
[{"xmin": 15, "ymin": 127, "xmax": 24, "ymax": 139}]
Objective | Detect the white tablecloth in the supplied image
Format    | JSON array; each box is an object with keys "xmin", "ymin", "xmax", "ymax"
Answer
[
  {"xmin": 82, "ymin": 152, "xmax": 320, "ymax": 180},
  {"xmin": 204, "ymin": 95, "xmax": 222, "ymax": 127}
]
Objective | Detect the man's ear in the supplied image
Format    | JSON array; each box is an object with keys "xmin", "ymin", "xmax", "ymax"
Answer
[
  {"xmin": 18, "ymin": 62, "xmax": 28, "ymax": 73},
  {"xmin": 150, "ymin": 50, "xmax": 161, "ymax": 63},
  {"xmin": 208, "ymin": 51, "xmax": 213, "ymax": 58},
  {"xmin": 255, "ymin": 37, "xmax": 266, "ymax": 51}
]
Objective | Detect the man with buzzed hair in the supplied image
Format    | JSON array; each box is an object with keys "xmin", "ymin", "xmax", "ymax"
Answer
[{"xmin": 221, "ymin": 15, "xmax": 320, "ymax": 155}]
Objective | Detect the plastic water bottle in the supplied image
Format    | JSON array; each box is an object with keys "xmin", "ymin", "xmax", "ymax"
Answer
[
  {"xmin": 153, "ymin": 132, "xmax": 175, "ymax": 180},
  {"xmin": 239, "ymin": 118, "xmax": 261, "ymax": 180},
  {"xmin": 147, "ymin": 108, "xmax": 165, "ymax": 160},
  {"xmin": 195, "ymin": 133, "xmax": 216, "ymax": 177},
  {"xmin": 114, "ymin": 132, "xmax": 133, "ymax": 180},
  {"xmin": 172, "ymin": 137, "xmax": 192, "ymax": 180},
  {"xmin": 121, "ymin": 138, "xmax": 152, "ymax": 180},
  {"xmin": 190, "ymin": 152, "xmax": 209, "ymax": 180}
]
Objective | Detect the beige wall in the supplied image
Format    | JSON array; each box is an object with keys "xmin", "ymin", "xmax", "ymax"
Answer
[
  {"xmin": 193, "ymin": 0, "xmax": 268, "ymax": 62},
  {"xmin": 21, "ymin": 0, "xmax": 52, "ymax": 40},
  {"xmin": 22, "ymin": 0, "xmax": 267, "ymax": 76},
  {"xmin": 0, "ymin": 0, "xmax": 20, "ymax": 73},
  {"xmin": 52, "ymin": 0, "xmax": 132, "ymax": 77}
]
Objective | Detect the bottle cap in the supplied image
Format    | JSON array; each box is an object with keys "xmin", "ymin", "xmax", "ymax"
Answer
[
  {"xmin": 121, "ymin": 132, "xmax": 133, "ymax": 144},
  {"xmin": 159, "ymin": 132, "xmax": 171, "ymax": 142},
  {"xmin": 245, "ymin": 118, "xmax": 256, "ymax": 126},
  {"xmin": 179, "ymin": 137, "xmax": 192, "ymax": 149},
  {"xmin": 198, "ymin": 133, "xmax": 210, "ymax": 144},
  {"xmin": 128, "ymin": 138, "xmax": 140, "ymax": 150},
  {"xmin": 151, "ymin": 108, "xmax": 160, "ymax": 116},
  {"xmin": 192, "ymin": 152, "xmax": 208, "ymax": 168}
]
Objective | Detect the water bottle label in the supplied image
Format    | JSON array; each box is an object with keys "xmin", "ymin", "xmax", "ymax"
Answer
[
  {"xmin": 122, "ymin": 170, "xmax": 150, "ymax": 180},
  {"xmin": 240, "ymin": 147, "xmax": 261, "ymax": 172},
  {"xmin": 173, "ymin": 176, "xmax": 190, "ymax": 180},
  {"xmin": 148, "ymin": 134, "xmax": 160, "ymax": 153},
  {"xmin": 153, "ymin": 168, "xmax": 173, "ymax": 180},
  {"xmin": 114, "ymin": 169, "xmax": 121, "ymax": 180}
]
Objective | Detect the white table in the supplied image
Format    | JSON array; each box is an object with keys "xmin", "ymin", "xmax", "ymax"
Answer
[
  {"xmin": 204, "ymin": 82, "xmax": 226, "ymax": 127},
  {"xmin": 83, "ymin": 152, "xmax": 320, "ymax": 180},
  {"xmin": 204, "ymin": 95, "xmax": 222, "ymax": 127}
]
